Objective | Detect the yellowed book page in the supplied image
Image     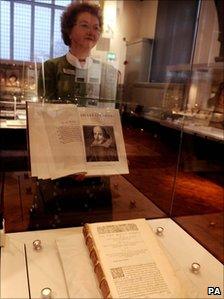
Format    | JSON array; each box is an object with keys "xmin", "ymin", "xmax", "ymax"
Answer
[
  {"xmin": 6, "ymin": 119, "xmax": 26, "ymax": 127},
  {"xmin": 28, "ymin": 104, "xmax": 129, "ymax": 179},
  {"xmin": 56, "ymin": 234, "xmax": 101, "ymax": 298},
  {"xmin": 42, "ymin": 104, "xmax": 86, "ymax": 179},
  {"xmin": 88, "ymin": 218, "xmax": 186, "ymax": 298},
  {"xmin": 79, "ymin": 107, "xmax": 129, "ymax": 176},
  {"xmin": 27, "ymin": 102, "xmax": 51, "ymax": 179}
]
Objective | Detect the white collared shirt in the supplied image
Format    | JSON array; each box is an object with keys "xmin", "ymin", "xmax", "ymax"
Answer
[{"xmin": 66, "ymin": 51, "xmax": 93, "ymax": 70}]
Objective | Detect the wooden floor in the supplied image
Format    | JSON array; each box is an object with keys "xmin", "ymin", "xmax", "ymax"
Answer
[
  {"xmin": 122, "ymin": 119, "xmax": 223, "ymax": 217},
  {"xmin": 1, "ymin": 118, "xmax": 223, "ymax": 263}
]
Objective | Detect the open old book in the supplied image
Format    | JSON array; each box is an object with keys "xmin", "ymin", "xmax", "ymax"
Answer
[
  {"xmin": 27, "ymin": 103, "xmax": 129, "ymax": 179},
  {"xmin": 82, "ymin": 218, "xmax": 185, "ymax": 298}
]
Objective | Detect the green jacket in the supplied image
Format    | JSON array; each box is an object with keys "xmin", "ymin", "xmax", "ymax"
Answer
[{"xmin": 38, "ymin": 55, "xmax": 117, "ymax": 103}]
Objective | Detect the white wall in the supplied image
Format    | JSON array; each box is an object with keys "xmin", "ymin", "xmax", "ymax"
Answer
[
  {"xmin": 93, "ymin": 0, "xmax": 158, "ymax": 83},
  {"xmin": 139, "ymin": 0, "xmax": 158, "ymax": 39},
  {"xmin": 193, "ymin": 0, "xmax": 220, "ymax": 64}
]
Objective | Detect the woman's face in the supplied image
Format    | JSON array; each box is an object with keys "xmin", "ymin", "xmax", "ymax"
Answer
[{"xmin": 69, "ymin": 12, "xmax": 101, "ymax": 51}]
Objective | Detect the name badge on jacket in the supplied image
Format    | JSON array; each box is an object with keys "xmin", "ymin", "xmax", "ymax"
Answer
[{"xmin": 63, "ymin": 68, "xmax": 76, "ymax": 75}]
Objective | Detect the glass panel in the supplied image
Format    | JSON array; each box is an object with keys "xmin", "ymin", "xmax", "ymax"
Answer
[
  {"xmin": 14, "ymin": 3, "xmax": 31, "ymax": 61},
  {"xmin": 1, "ymin": 1, "xmax": 179, "ymax": 232},
  {"xmin": 0, "ymin": 0, "xmax": 10, "ymax": 59},
  {"xmin": 170, "ymin": 0, "xmax": 224, "ymax": 263},
  {"xmin": 55, "ymin": 0, "xmax": 71, "ymax": 7},
  {"xmin": 34, "ymin": 6, "xmax": 51, "ymax": 61},
  {"xmin": 20, "ymin": 61, "xmax": 39, "ymax": 102},
  {"xmin": 34, "ymin": 0, "xmax": 52, "ymax": 4},
  {"xmin": 121, "ymin": 0, "xmax": 199, "ymax": 216},
  {"xmin": 53, "ymin": 9, "xmax": 68, "ymax": 57}
]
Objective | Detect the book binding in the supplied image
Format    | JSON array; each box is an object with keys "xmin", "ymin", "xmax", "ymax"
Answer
[{"xmin": 83, "ymin": 224, "xmax": 111, "ymax": 299}]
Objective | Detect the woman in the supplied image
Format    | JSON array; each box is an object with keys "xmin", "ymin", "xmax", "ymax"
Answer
[
  {"xmin": 38, "ymin": 2, "xmax": 116, "ymax": 103},
  {"xmin": 36, "ymin": 2, "xmax": 113, "ymax": 219}
]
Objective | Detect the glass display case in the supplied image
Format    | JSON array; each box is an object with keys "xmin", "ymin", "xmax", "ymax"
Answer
[
  {"xmin": 117, "ymin": 0, "xmax": 224, "ymax": 265},
  {"xmin": 0, "ymin": 60, "xmax": 38, "ymax": 122}
]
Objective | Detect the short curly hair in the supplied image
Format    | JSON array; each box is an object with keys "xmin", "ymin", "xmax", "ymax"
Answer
[{"xmin": 61, "ymin": 2, "xmax": 103, "ymax": 46}]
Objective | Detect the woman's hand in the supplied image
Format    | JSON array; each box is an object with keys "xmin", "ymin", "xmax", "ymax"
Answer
[{"xmin": 69, "ymin": 172, "xmax": 87, "ymax": 181}]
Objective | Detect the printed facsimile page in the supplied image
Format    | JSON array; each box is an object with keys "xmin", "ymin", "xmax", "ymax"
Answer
[
  {"xmin": 27, "ymin": 102, "xmax": 129, "ymax": 179},
  {"xmin": 84, "ymin": 218, "xmax": 186, "ymax": 298}
]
